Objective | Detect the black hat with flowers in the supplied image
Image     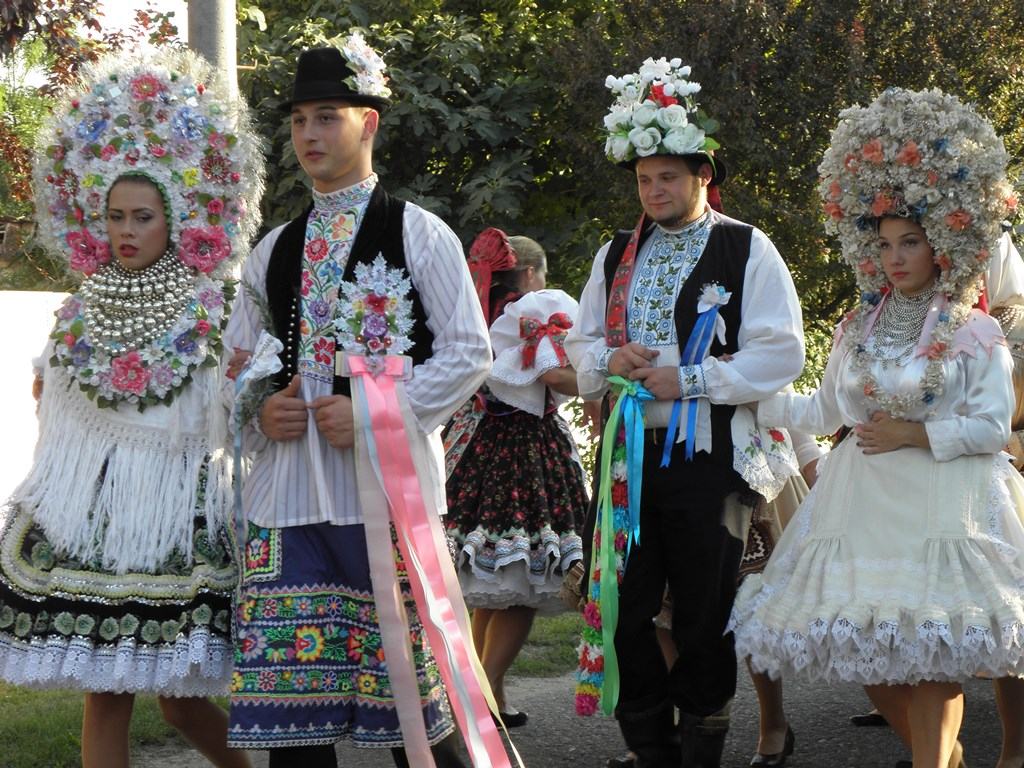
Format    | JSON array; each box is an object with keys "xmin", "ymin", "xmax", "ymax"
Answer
[{"xmin": 280, "ymin": 32, "xmax": 392, "ymax": 113}]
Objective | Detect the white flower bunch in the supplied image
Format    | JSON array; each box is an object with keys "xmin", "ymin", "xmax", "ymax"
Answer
[
  {"xmin": 602, "ymin": 57, "xmax": 719, "ymax": 164},
  {"xmin": 340, "ymin": 31, "xmax": 392, "ymax": 100}
]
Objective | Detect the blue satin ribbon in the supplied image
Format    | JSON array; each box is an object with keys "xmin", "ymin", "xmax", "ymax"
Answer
[
  {"xmin": 603, "ymin": 376, "xmax": 654, "ymax": 555},
  {"xmin": 661, "ymin": 304, "xmax": 721, "ymax": 466}
]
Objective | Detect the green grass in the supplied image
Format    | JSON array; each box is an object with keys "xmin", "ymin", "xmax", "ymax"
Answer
[
  {"xmin": 509, "ymin": 612, "xmax": 583, "ymax": 677},
  {"xmin": 0, "ymin": 683, "xmax": 185, "ymax": 768}
]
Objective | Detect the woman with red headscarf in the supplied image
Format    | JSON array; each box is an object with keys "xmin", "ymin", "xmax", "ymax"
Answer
[{"xmin": 444, "ymin": 229, "xmax": 588, "ymax": 727}]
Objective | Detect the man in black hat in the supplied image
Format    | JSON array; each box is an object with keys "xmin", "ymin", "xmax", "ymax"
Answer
[
  {"xmin": 223, "ymin": 33, "xmax": 490, "ymax": 768},
  {"xmin": 566, "ymin": 59, "xmax": 805, "ymax": 768}
]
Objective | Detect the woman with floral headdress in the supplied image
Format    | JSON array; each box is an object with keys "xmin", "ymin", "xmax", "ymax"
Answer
[
  {"xmin": 444, "ymin": 228, "xmax": 588, "ymax": 726},
  {"xmin": 0, "ymin": 50, "xmax": 264, "ymax": 767},
  {"xmin": 729, "ymin": 88, "xmax": 1024, "ymax": 768}
]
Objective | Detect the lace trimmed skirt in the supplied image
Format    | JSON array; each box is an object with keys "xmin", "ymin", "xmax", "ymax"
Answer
[
  {"xmin": 444, "ymin": 399, "xmax": 588, "ymax": 613},
  {"xmin": 0, "ymin": 505, "xmax": 236, "ymax": 696},
  {"xmin": 730, "ymin": 438, "xmax": 1024, "ymax": 685}
]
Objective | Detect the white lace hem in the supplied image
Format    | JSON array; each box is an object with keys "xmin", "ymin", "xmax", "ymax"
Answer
[
  {"xmin": 729, "ymin": 456, "xmax": 1024, "ymax": 684},
  {"xmin": 456, "ymin": 528, "xmax": 582, "ymax": 613},
  {"xmin": 0, "ymin": 627, "xmax": 232, "ymax": 696}
]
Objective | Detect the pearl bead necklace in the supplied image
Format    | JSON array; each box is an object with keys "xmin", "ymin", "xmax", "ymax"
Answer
[{"xmin": 80, "ymin": 249, "xmax": 195, "ymax": 355}]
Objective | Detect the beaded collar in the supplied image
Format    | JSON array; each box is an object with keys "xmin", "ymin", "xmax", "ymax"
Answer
[
  {"xmin": 845, "ymin": 284, "xmax": 956, "ymax": 418},
  {"xmin": 50, "ymin": 274, "xmax": 233, "ymax": 411}
]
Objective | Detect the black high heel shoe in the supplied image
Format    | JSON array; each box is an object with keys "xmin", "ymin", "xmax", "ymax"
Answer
[
  {"xmin": 749, "ymin": 726, "xmax": 795, "ymax": 767},
  {"xmin": 492, "ymin": 709, "xmax": 528, "ymax": 728}
]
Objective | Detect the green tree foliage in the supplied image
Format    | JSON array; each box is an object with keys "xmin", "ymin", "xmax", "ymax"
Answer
[{"xmin": 239, "ymin": 0, "xmax": 1023, "ymax": 385}]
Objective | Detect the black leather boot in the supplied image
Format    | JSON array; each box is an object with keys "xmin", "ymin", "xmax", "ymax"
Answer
[
  {"xmin": 619, "ymin": 704, "xmax": 680, "ymax": 768},
  {"xmin": 693, "ymin": 716, "xmax": 728, "ymax": 768},
  {"xmin": 678, "ymin": 712, "xmax": 701, "ymax": 768},
  {"xmin": 679, "ymin": 705, "xmax": 730, "ymax": 768}
]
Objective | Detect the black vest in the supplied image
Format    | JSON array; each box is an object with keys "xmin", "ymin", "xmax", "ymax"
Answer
[
  {"xmin": 603, "ymin": 212, "xmax": 753, "ymax": 479},
  {"xmin": 265, "ymin": 185, "xmax": 435, "ymax": 395}
]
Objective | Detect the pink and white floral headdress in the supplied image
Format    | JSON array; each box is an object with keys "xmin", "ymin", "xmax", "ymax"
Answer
[
  {"xmin": 34, "ymin": 48, "xmax": 265, "ymax": 279},
  {"xmin": 818, "ymin": 87, "xmax": 1017, "ymax": 313}
]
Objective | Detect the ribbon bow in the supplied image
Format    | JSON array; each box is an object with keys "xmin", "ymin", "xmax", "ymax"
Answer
[{"xmin": 519, "ymin": 312, "xmax": 572, "ymax": 369}]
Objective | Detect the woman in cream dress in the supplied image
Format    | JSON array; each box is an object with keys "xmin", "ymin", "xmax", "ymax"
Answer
[{"xmin": 730, "ymin": 88, "xmax": 1024, "ymax": 768}]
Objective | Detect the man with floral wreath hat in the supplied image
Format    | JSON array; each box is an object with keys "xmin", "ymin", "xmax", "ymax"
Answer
[
  {"xmin": 566, "ymin": 57, "xmax": 805, "ymax": 768},
  {"xmin": 223, "ymin": 33, "xmax": 491, "ymax": 768}
]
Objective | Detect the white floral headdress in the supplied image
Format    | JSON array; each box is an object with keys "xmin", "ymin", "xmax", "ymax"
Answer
[
  {"xmin": 602, "ymin": 57, "xmax": 721, "ymax": 165},
  {"xmin": 34, "ymin": 48, "xmax": 266, "ymax": 280},
  {"xmin": 818, "ymin": 87, "xmax": 1017, "ymax": 311},
  {"xmin": 339, "ymin": 31, "xmax": 392, "ymax": 101}
]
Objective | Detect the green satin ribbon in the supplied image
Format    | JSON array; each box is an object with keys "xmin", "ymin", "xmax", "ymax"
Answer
[{"xmin": 593, "ymin": 375, "xmax": 652, "ymax": 714}]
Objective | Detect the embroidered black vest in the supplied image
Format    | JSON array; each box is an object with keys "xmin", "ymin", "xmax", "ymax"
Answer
[
  {"xmin": 265, "ymin": 184, "xmax": 435, "ymax": 396},
  {"xmin": 603, "ymin": 211, "xmax": 753, "ymax": 479}
]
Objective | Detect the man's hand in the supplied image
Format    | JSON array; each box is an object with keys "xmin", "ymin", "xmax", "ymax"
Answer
[
  {"xmin": 855, "ymin": 411, "xmax": 928, "ymax": 454},
  {"xmin": 311, "ymin": 394, "xmax": 355, "ymax": 450},
  {"xmin": 259, "ymin": 375, "xmax": 308, "ymax": 441},
  {"xmin": 628, "ymin": 366, "xmax": 681, "ymax": 400},
  {"xmin": 608, "ymin": 343, "xmax": 659, "ymax": 377}
]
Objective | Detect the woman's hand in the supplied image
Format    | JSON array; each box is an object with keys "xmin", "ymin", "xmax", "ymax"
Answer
[
  {"xmin": 540, "ymin": 365, "xmax": 579, "ymax": 397},
  {"xmin": 855, "ymin": 411, "xmax": 929, "ymax": 454},
  {"xmin": 582, "ymin": 399, "xmax": 603, "ymax": 439},
  {"xmin": 1006, "ymin": 431, "xmax": 1024, "ymax": 471},
  {"xmin": 226, "ymin": 347, "xmax": 252, "ymax": 381}
]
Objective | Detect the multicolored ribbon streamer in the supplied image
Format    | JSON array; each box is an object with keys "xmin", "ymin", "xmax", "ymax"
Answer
[
  {"xmin": 661, "ymin": 291, "xmax": 726, "ymax": 466},
  {"xmin": 519, "ymin": 312, "xmax": 572, "ymax": 368},
  {"xmin": 345, "ymin": 354, "xmax": 517, "ymax": 768},
  {"xmin": 575, "ymin": 376, "xmax": 652, "ymax": 717}
]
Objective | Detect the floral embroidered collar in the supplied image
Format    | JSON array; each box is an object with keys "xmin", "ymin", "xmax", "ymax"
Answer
[
  {"xmin": 50, "ymin": 276, "xmax": 233, "ymax": 410},
  {"xmin": 312, "ymin": 174, "xmax": 377, "ymax": 215}
]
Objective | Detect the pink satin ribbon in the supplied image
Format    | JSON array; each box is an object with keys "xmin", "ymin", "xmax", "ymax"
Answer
[{"xmin": 348, "ymin": 355, "xmax": 512, "ymax": 768}]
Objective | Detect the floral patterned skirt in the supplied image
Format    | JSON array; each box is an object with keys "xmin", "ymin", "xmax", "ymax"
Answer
[
  {"xmin": 0, "ymin": 505, "xmax": 236, "ymax": 696},
  {"xmin": 228, "ymin": 521, "xmax": 454, "ymax": 750},
  {"xmin": 444, "ymin": 401, "xmax": 588, "ymax": 613}
]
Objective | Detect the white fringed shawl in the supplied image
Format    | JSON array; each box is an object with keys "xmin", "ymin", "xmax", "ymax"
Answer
[{"xmin": 11, "ymin": 351, "xmax": 231, "ymax": 574}]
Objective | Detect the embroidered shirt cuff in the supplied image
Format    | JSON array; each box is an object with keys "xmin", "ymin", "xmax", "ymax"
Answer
[
  {"xmin": 679, "ymin": 364, "xmax": 707, "ymax": 399},
  {"xmin": 596, "ymin": 347, "xmax": 615, "ymax": 378}
]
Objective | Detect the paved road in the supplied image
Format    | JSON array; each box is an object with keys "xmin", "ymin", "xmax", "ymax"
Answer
[{"xmin": 138, "ymin": 670, "xmax": 1002, "ymax": 767}]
